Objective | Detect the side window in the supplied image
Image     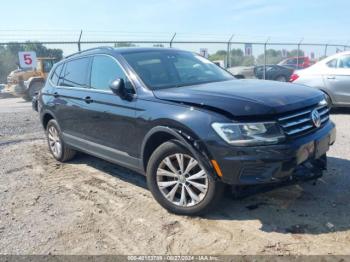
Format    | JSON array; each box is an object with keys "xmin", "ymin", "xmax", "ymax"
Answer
[
  {"xmin": 327, "ymin": 59, "xmax": 338, "ymax": 68},
  {"xmin": 90, "ymin": 55, "xmax": 134, "ymax": 92},
  {"xmin": 338, "ymin": 56, "xmax": 350, "ymax": 68},
  {"xmin": 50, "ymin": 64, "xmax": 63, "ymax": 85},
  {"xmin": 59, "ymin": 58, "xmax": 90, "ymax": 87}
]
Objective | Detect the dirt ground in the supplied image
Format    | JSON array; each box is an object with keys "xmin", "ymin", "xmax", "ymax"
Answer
[{"xmin": 0, "ymin": 96, "xmax": 350, "ymax": 255}]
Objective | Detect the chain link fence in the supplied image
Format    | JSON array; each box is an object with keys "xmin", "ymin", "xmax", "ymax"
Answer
[{"xmin": 1, "ymin": 34, "xmax": 349, "ymax": 86}]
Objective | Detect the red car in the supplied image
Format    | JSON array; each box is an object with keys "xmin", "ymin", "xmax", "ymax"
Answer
[{"xmin": 278, "ymin": 56, "xmax": 312, "ymax": 69}]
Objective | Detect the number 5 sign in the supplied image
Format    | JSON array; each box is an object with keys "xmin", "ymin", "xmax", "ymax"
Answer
[{"xmin": 18, "ymin": 51, "xmax": 37, "ymax": 69}]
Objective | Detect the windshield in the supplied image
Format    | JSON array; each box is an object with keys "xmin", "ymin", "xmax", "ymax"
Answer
[{"xmin": 122, "ymin": 50, "xmax": 234, "ymax": 90}]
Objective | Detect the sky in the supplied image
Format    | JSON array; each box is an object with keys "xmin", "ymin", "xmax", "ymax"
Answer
[{"xmin": 0, "ymin": 0, "xmax": 349, "ymax": 56}]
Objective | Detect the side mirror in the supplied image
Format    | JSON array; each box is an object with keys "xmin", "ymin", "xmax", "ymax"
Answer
[
  {"xmin": 109, "ymin": 78, "xmax": 124, "ymax": 95},
  {"xmin": 110, "ymin": 78, "xmax": 133, "ymax": 100}
]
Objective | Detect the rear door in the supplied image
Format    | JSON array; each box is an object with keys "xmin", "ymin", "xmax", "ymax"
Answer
[
  {"xmin": 323, "ymin": 55, "xmax": 350, "ymax": 105},
  {"xmin": 52, "ymin": 56, "xmax": 93, "ymax": 139}
]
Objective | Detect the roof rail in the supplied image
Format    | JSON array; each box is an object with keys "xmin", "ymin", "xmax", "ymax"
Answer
[{"xmin": 65, "ymin": 46, "xmax": 115, "ymax": 59}]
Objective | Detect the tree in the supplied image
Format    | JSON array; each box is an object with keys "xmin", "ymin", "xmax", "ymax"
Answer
[
  {"xmin": 256, "ymin": 49, "xmax": 306, "ymax": 65},
  {"xmin": 208, "ymin": 48, "xmax": 255, "ymax": 67},
  {"xmin": 114, "ymin": 42, "xmax": 136, "ymax": 48},
  {"xmin": 208, "ymin": 50, "xmax": 226, "ymax": 62}
]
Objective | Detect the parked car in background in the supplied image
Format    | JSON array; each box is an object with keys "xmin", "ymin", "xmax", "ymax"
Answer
[
  {"xmin": 290, "ymin": 51, "xmax": 350, "ymax": 108},
  {"xmin": 212, "ymin": 60, "xmax": 225, "ymax": 68},
  {"xmin": 278, "ymin": 56, "xmax": 312, "ymax": 69},
  {"xmin": 227, "ymin": 66, "xmax": 255, "ymax": 79},
  {"xmin": 254, "ymin": 65, "xmax": 294, "ymax": 82}
]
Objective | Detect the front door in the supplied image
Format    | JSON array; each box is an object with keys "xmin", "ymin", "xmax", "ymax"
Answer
[
  {"xmin": 80, "ymin": 54, "xmax": 140, "ymax": 168},
  {"xmin": 323, "ymin": 55, "xmax": 350, "ymax": 105}
]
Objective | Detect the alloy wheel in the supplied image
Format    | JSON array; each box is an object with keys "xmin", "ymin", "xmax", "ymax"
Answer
[
  {"xmin": 48, "ymin": 126, "xmax": 62, "ymax": 158},
  {"xmin": 156, "ymin": 153, "xmax": 209, "ymax": 207}
]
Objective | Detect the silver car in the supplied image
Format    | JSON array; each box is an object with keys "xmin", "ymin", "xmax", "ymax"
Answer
[{"xmin": 291, "ymin": 51, "xmax": 350, "ymax": 107}]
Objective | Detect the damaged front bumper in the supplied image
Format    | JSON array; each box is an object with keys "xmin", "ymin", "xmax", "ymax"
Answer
[{"xmin": 206, "ymin": 120, "xmax": 336, "ymax": 185}]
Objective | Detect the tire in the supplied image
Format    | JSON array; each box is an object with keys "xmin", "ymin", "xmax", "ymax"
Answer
[
  {"xmin": 146, "ymin": 140, "xmax": 224, "ymax": 216},
  {"xmin": 23, "ymin": 82, "xmax": 44, "ymax": 101},
  {"xmin": 46, "ymin": 119, "xmax": 76, "ymax": 162},
  {"xmin": 275, "ymin": 75, "xmax": 287, "ymax": 82}
]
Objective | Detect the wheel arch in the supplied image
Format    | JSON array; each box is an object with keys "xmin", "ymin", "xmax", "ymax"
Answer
[
  {"xmin": 41, "ymin": 110, "xmax": 56, "ymax": 129},
  {"xmin": 318, "ymin": 88, "xmax": 334, "ymax": 105},
  {"xmin": 274, "ymin": 74, "xmax": 288, "ymax": 81},
  {"xmin": 141, "ymin": 126, "xmax": 219, "ymax": 180}
]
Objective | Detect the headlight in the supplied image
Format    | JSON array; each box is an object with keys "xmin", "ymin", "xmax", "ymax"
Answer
[
  {"xmin": 212, "ymin": 122, "xmax": 285, "ymax": 146},
  {"xmin": 319, "ymin": 98, "xmax": 328, "ymax": 106}
]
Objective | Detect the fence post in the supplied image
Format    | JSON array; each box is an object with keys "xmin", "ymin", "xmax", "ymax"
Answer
[
  {"xmin": 226, "ymin": 34, "xmax": 234, "ymax": 68},
  {"xmin": 77, "ymin": 30, "xmax": 83, "ymax": 51},
  {"xmin": 296, "ymin": 38, "xmax": 303, "ymax": 70},
  {"xmin": 169, "ymin": 33, "xmax": 176, "ymax": 48},
  {"xmin": 324, "ymin": 44, "xmax": 328, "ymax": 57},
  {"xmin": 263, "ymin": 37, "xmax": 270, "ymax": 80}
]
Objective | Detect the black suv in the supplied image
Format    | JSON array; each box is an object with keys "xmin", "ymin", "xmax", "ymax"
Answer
[{"xmin": 35, "ymin": 47, "xmax": 336, "ymax": 215}]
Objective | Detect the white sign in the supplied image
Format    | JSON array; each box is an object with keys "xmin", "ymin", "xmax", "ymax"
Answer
[
  {"xmin": 310, "ymin": 52, "xmax": 315, "ymax": 60},
  {"xmin": 282, "ymin": 49, "xmax": 288, "ymax": 58},
  {"xmin": 244, "ymin": 43, "xmax": 253, "ymax": 56},
  {"xmin": 18, "ymin": 51, "xmax": 37, "ymax": 69},
  {"xmin": 199, "ymin": 48, "xmax": 208, "ymax": 58}
]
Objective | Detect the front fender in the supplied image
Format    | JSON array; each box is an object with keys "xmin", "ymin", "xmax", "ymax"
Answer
[{"xmin": 141, "ymin": 126, "xmax": 220, "ymax": 180}]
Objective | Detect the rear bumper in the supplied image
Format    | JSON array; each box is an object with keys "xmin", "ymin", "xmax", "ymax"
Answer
[{"xmin": 206, "ymin": 121, "xmax": 336, "ymax": 185}]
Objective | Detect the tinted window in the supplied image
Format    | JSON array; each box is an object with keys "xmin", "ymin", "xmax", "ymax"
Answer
[
  {"xmin": 338, "ymin": 56, "xmax": 350, "ymax": 68},
  {"xmin": 90, "ymin": 56, "xmax": 131, "ymax": 91},
  {"xmin": 50, "ymin": 64, "xmax": 63, "ymax": 85},
  {"xmin": 59, "ymin": 58, "xmax": 90, "ymax": 87},
  {"xmin": 122, "ymin": 51, "xmax": 233, "ymax": 90},
  {"xmin": 327, "ymin": 59, "xmax": 338, "ymax": 68}
]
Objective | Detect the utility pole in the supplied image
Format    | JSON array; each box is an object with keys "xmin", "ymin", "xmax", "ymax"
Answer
[{"xmin": 296, "ymin": 38, "xmax": 304, "ymax": 69}]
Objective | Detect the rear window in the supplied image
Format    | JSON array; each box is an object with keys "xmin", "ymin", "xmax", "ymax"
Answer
[
  {"xmin": 59, "ymin": 58, "xmax": 90, "ymax": 88},
  {"xmin": 50, "ymin": 64, "xmax": 63, "ymax": 85}
]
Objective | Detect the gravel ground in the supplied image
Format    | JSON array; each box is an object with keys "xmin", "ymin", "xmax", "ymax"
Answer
[{"xmin": 0, "ymin": 97, "xmax": 350, "ymax": 255}]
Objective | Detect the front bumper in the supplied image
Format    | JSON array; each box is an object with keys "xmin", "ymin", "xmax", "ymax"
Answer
[{"xmin": 207, "ymin": 121, "xmax": 336, "ymax": 185}]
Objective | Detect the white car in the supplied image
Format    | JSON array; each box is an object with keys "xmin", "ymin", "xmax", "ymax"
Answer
[{"xmin": 291, "ymin": 51, "xmax": 350, "ymax": 107}]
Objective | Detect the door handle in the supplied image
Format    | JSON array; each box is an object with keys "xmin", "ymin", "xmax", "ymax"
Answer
[
  {"xmin": 53, "ymin": 92, "xmax": 59, "ymax": 98},
  {"xmin": 327, "ymin": 76, "xmax": 336, "ymax": 80},
  {"xmin": 84, "ymin": 96, "xmax": 93, "ymax": 104}
]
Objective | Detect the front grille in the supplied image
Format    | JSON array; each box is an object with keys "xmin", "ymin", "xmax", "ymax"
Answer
[{"xmin": 278, "ymin": 103, "xmax": 330, "ymax": 137}]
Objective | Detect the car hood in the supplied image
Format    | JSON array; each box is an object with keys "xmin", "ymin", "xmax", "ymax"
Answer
[{"xmin": 153, "ymin": 80, "xmax": 324, "ymax": 117}]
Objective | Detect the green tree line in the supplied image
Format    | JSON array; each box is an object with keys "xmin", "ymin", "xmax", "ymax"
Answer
[
  {"xmin": 0, "ymin": 42, "xmax": 63, "ymax": 83},
  {"xmin": 209, "ymin": 48, "xmax": 305, "ymax": 67}
]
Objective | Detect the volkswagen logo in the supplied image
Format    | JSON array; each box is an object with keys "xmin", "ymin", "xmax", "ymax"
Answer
[{"xmin": 311, "ymin": 109, "xmax": 321, "ymax": 128}]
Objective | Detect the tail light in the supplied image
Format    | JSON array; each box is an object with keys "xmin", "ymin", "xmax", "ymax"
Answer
[{"xmin": 289, "ymin": 73, "xmax": 299, "ymax": 82}]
